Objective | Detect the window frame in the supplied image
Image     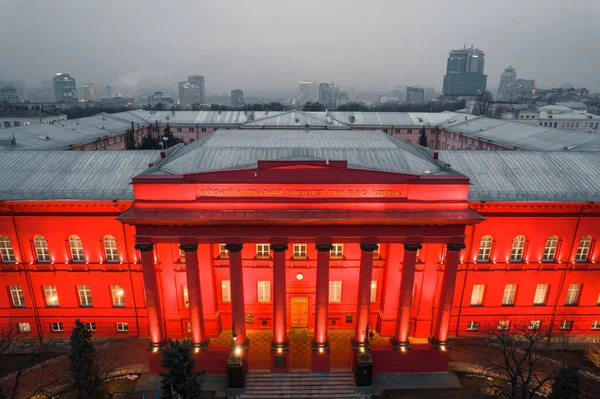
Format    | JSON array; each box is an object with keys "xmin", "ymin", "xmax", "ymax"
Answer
[
  {"xmin": 50, "ymin": 322, "xmax": 64, "ymax": 332},
  {"xmin": 33, "ymin": 235, "xmax": 50, "ymax": 263},
  {"xmin": 502, "ymin": 284, "xmax": 517, "ymax": 306},
  {"xmin": 9, "ymin": 285, "xmax": 25, "ymax": 307},
  {"xmin": 497, "ymin": 320, "xmax": 510, "ymax": 330},
  {"xmin": 18, "ymin": 322, "xmax": 31, "ymax": 332},
  {"xmin": 221, "ymin": 280, "xmax": 231, "ymax": 302},
  {"xmin": 116, "ymin": 322, "xmax": 129, "ymax": 332},
  {"xmin": 565, "ymin": 284, "xmax": 581, "ymax": 305},
  {"xmin": 111, "ymin": 285, "xmax": 125, "ymax": 307},
  {"xmin": 218, "ymin": 244, "xmax": 229, "ymax": 259},
  {"xmin": 84, "ymin": 322, "xmax": 97, "ymax": 332},
  {"xmin": 370, "ymin": 281, "xmax": 377, "ymax": 302},
  {"xmin": 529, "ymin": 320, "xmax": 541, "ymax": 330},
  {"xmin": 329, "ymin": 281, "xmax": 342, "ymax": 302},
  {"xmin": 292, "ymin": 244, "xmax": 307, "ymax": 260},
  {"xmin": 372, "ymin": 244, "xmax": 380, "ymax": 260},
  {"xmin": 77, "ymin": 285, "xmax": 93, "ymax": 307},
  {"xmin": 591, "ymin": 320, "xmax": 600, "ymax": 330},
  {"xmin": 477, "ymin": 235, "xmax": 493, "ymax": 262},
  {"xmin": 466, "ymin": 321, "xmax": 479, "ymax": 331},
  {"xmin": 179, "ymin": 248, "xmax": 186, "ymax": 263},
  {"xmin": 68, "ymin": 235, "xmax": 85, "ymax": 263},
  {"xmin": 256, "ymin": 244, "xmax": 270, "ymax": 260},
  {"xmin": 330, "ymin": 244, "xmax": 344, "ymax": 260},
  {"xmin": 559, "ymin": 320, "xmax": 573, "ymax": 330},
  {"xmin": 103, "ymin": 235, "xmax": 119, "ymax": 263},
  {"xmin": 533, "ymin": 284, "xmax": 549, "ymax": 305},
  {"xmin": 183, "ymin": 286, "xmax": 189, "ymax": 307},
  {"xmin": 510, "ymin": 235, "xmax": 526, "ymax": 262},
  {"xmin": 44, "ymin": 285, "xmax": 59, "ymax": 307},
  {"xmin": 543, "ymin": 235, "xmax": 559, "ymax": 262},
  {"xmin": 0, "ymin": 235, "xmax": 15, "ymax": 263},
  {"xmin": 575, "ymin": 235, "xmax": 593, "ymax": 262},
  {"xmin": 257, "ymin": 280, "xmax": 271, "ymax": 302},
  {"xmin": 470, "ymin": 284, "xmax": 485, "ymax": 306}
]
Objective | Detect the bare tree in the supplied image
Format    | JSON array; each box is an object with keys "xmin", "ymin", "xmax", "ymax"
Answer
[
  {"xmin": 473, "ymin": 91, "xmax": 494, "ymax": 116},
  {"xmin": 585, "ymin": 345, "xmax": 600, "ymax": 369},
  {"xmin": 477, "ymin": 320, "xmax": 563, "ymax": 399}
]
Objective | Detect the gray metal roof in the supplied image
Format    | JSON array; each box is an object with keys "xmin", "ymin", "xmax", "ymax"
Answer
[
  {"xmin": 114, "ymin": 110, "xmax": 283, "ymax": 126},
  {"xmin": 151, "ymin": 129, "xmax": 451, "ymax": 176},
  {"xmin": 437, "ymin": 150, "xmax": 600, "ymax": 202},
  {"xmin": 243, "ymin": 111, "xmax": 346, "ymax": 128},
  {"xmin": 0, "ymin": 150, "xmax": 160, "ymax": 200}
]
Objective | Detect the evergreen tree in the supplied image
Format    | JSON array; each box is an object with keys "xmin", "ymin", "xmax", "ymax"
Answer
[
  {"xmin": 162, "ymin": 123, "xmax": 181, "ymax": 148},
  {"xmin": 549, "ymin": 366, "xmax": 580, "ymax": 399},
  {"xmin": 418, "ymin": 127, "xmax": 428, "ymax": 147},
  {"xmin": 302, "ymin": 101, "xmax": 325, "ymax": 111},
  {"xmin": 160, "ymin": 339, "xmax": 204, "ymax": 399},
  {"xmin": 139, "ymin": 132, "xmax": 159, "ymax": 149},
  {"xmin": 125, "ymin": 128, "xmax": 136, "ymax": 150},
  {"xmin": 69, "ymin": 319, "xmax": 101, "ymax": 399}
]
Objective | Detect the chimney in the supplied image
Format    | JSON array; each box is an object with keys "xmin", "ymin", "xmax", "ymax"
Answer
[
  {"xmin": 433, "ymin": 152, "xmax": 439, "ymax": 160},
  {"xmin": 304, "ymin": 124, "xmax": 310, "ymax": 132},
  {"xmin": 160, "ymin": 151, "xmax": 166, "ymax": 158}
]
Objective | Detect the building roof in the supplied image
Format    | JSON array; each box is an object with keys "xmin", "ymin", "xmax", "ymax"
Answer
[
  {"xmin": 0, "ymin": 109, "xmax": 65, "ymax": 118},
  {"xmin": 440, "ymin": 116, "xmax": 600, "ymax": 151},
  {"xmin": 437, "ymin": 150, "xmax": 600, "ymax": 202},
  {"xmin": 148, "ymin": 129, "xmax": 451, "ymax": 176},
  {"xmin": 0, "ymin": 150, "xmax": 160, "ymax": 200},
  {"xmin": 242, "ymin": 111, "xmax": 346, "ymax": 128},
  {"xmin": 114, "ymin": 110, "xmax": 283, "ymax": 126}
]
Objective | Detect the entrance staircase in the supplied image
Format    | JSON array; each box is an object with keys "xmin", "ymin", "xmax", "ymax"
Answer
[{"xmin": 240, "ymin": 372, "xmax": 363, "ymax": 399}]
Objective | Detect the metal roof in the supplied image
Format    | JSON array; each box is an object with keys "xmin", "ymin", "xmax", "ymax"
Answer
[
  {"xmin": 114, "ymin": 110, "xmax": 283, "ymax": 126},
  {"xmin": 151, "ymin": 129, "xmax": 451, "ymax": 176},
  {"xmin": 0, "ymin": 150, "xmax": 161, "ymax": 200},
  {"xmin": 440, "ymin": 116, "xmax": 600, "ymax": 151},
  {"xmin": 437, "ymin": 150, "xmax": 600, "ymax": 202},
  {"xmin": 242, "ymin": 111, "xmax": 346, "ymax": 128}
]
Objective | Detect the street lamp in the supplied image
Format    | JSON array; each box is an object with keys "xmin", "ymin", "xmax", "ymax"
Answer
[{"xmin": 360, "ymin": 321, "xmax": 375, "ymax": 352}]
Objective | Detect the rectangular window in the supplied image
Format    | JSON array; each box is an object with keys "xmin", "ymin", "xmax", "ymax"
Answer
[
  {"xmin": 218, "ymin": 244, "xmax": 229, "ymax": 259},
  {"xmin": 186, "ymin": 322, "xmax": 192, "ymax": 332},
  {"xmin": 293, "ymin": 244, "xmax": 307, "ymax": 259},
  {"xmin": 221, "ymin": 280, "xmax": 231, "ymax": 302},
  {"xmin": 329, "ymin": 281, "xmax": 342, "ymax": 302},
  {"xmin": 498, "ymin": 320, "xmax": 510, "ymax": 330},
  {"xmin": 466, "ymin": 321, "xmax": 479, "ymax": 331},
  {"xmin": 13, "ymin": 121, "xmax": 20, "ymax": 127},
  {"xmin": 256, "ymin": 244, "xmax": 270, "ymax": 259},
  {"xmin": 3, "ymin": 121, "xmax": 10, "ymax": 127},
  {"xmin": 201, "ymin": 128, "xmax": 207, "ymax": 132},
  {"xmin": 116, "ymin": 322, "xmax": 129, "ymax": 332},
  {"xmin": 0, "ymin": 236, "xmax": 15, "ymax": 262},
  {"xmin": 257, "ymin": 281, "xmax": 271, "ymax": 302},
  {"xmin": 84, "ymin": 322, "xmax": 96, "ymax": 332},
  {"xmin": 189, "ymin": 128, "xmax": 194, "ymax": 132},
  {"xmin": 370, "ymin": 281, "xmax": 377, "ymax": 302},
  {"xmin": 18, "ymin": 322, "xmax": 31, "ymax": 332},
  {"xmin": 111, "ymin": 285, "xmax": 125, "ymax": 307},
  {"xmin": 373, "ymin": 244, "xmax": 380, "ymax": 260},
  {"xmin": 176, "ymin": 128, "xmax": 182, "ymax": 132},
  {"xmin": 470, "ymin": 284, "xmax": 485, "ymax": 306},
  {"xmin": 330, "ymin": 244, "xmax": 344, "ymax": 259},
  {"xmin": 591, "ymin": 321, "xmax": 600, "ymax": 330},
  {"xmin": 502, "ymin": 284, "xmax": 517, "ymax": 305},
  {"xmin": 51, "ymin": 322, "xmax": 63, "ymax": 332},
  {"xmin": 183, "ymin": 286, "xmax": 189, "ymax": 307},
  {"xmin": 559, "ymin": 320, "xmax": 573, "ymax": 330},
  {"xmin": 565, "ymin": 284, "xmax": 581, "ymax": 305},
  {"xmin": 77, "ymin": 285, "xmax": 92, "ymax": 307},
  {"xmin": 529, "ymin": 320, "xmax": 541, "ymax": 330},
  {"xmin": 44, "ymin": 285, "xmax": 59, "ymax": 307},
  {"xmin": 533, "ymin": 284, "xmax": 548, "ymax": 305},
  {"xmin": 9, "ymin": 285, "xmax": 25, "ymax": 307}
]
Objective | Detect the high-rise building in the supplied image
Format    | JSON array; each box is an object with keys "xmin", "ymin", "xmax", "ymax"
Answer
[
  {"xmin": 178, "ymin": 75, "xmax": 205, "ymax": 108},
  {"xmin": 497, "ymin": 66, "xmax": 535, "ymax": 102},
  {"xmin": 82, "ymin": 82, "xmax": 96, "ymax": 102},
  {"xmin": 298, "ymin": 81, "xmax": 315, "ymax": 104},
  {"xmin": 231, "ymin": 89, "xmax": 244, "ymax": 108},
  {"xmin": 13, "ymin": 79, "xmax": 26, "ymax": 101},
  {"xmin": 52, "ymin": 73, "xmax": 78, "ymax": 103},
  {"xmin": 0, "ymin": 87, "xmax": 20, "ymax": 104},
  {"xmin": 406, "ymin": 87, "xmax": 425, "ymax": 104},
  {"xmin": 442, "ymin": 46, "xmax": 487, "ymax": 98},
  {"xmin": 497, "ymin": 66, "xmax": 517, "ymax": 101},
  {"xmin": 318, "ymin": 82, "xmax": 340, "ymax": 108},
  {"xmin": 106, "ymin": 85, "xmax": 112, "ymax": 99}
]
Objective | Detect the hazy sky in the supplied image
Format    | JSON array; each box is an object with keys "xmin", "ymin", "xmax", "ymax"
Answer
[{"xmin": 1, "ymin": 0, "xmax": 598, "ymax": 94}]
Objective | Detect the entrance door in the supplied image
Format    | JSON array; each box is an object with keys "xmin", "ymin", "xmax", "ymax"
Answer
[{"xmin": 290, "ymin": 296, "xmax": 309, "ymax": 328}]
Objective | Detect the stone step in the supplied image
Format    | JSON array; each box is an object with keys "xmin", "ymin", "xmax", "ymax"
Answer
[
  {"xmin": 242, "ymin": 372, "xmax": 359, "ymax": 399},
  {"xmin": 240, "ymin": 395, "xmax": 362, "ymax": 399}
]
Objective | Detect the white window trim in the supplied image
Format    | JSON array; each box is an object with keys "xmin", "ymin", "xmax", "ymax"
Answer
[
  {"xmin": 78, "ymin": 285, "xmax": 92, "ymax": 307},
  {"xmin": 256, "ymin": 244, "xmax": 270, "ymax": 260},
  {"xmin": 111, "ymin": 285, "xmax": 125, "ymax": 307},
  {"xmin": 116, "ymin": 322, "xmax": 129, "ymax": 332},
  {"xmin": 591, "ymin": 320, "xmax": 600, "ymax": 330},
  {"xmin": 9, "ymin": 285, "xmax": 25, "ymax": 307},
  {"xmin": 470, "ymin": 284, "xmax": 485, "ymax": 306},
  {"xmin": 33, "ymin": 235, "xmax": 50, "ymax": 263},
  {"xmin": 0, "ymin": 235, "xmax": 15, "ymax": 263},
  {"xmin": 293, "ymin": 244, "xmax": 307, "ymax": 259},
  {"xmin": 18, "ymin": 322, "xmax": 31, "ymax": 332},
  {"xmin": 502, "ymin": 284, "xmax": 517, "ymax": 306},
  {"xmin": 543, "ymin": 236, "xmax": 558, "ymax": 262},
  {"xmin": 183, "ymin": 286, "xmax": 189, "ymax": 307},
  {"xmin": 373, "ymin": 244, "xmax": 380, "ymax": 260},
  {"xmin": 51, "ymin": 322, "xmax": 64, "ymax": 332},
  {"xmin": 529, "ymin": 320, "xmax": 541, "ymax": 330},
  {"xmin": 103, "ymin": 236, "xmax": 119, "ymax": 263},
  {"xmin": 44, "ymin": 285, "xmax": 59, "ymax": 307},
  {"xmin": 510, "ymin": 236, "xmax": 525, "ymax": 262},
  {"xmin": 219, "ymin": 244, "xmax": 229, "ymax": 259},
  {"xmin": 466, "ymin": 321, "xmax": 479, "ymax": 331},
  {"xmin": 498, "ymin": 320, "xmax": 510, "ymax": 330},
  {"xmin": 221, "ymin": 280, "xmax": 231, "ymax": 302},
  {"xmin": 565, "ymin": 284, "xmax": 581, "ymax": 305},
  {"xmin": 69, "ymin": 235, "xmax": 85, "ymax": 262},
  {"xmin": 575, "ymin": 236, "xmax": 592, "ymax": 262},
  {"xmin": 330, "ymin": 244, "xmax": 344, "ymax": 260},
  {"xmin": 533, "ymin": 284, "xmax": 548, "ymax": 305},
  {"xmin": 559, "ymin": 320, "xmax": 573, "ymax": 330},
  {"xmin": 84, "ymin": 322, "xmax": 96, "ymax": 332},
  {"xmin": 477, "ymin": 236, "xmax": 492, "ymax": 262},
  {"xmin": 370, "ymin": 281, "xmax": 377, "ymax": 302},
  {"xmin": 257, "ymin": 281, "xmax": 271, "ymax": 302},
  {"xmin": 329, "ymin": 281, "xmax": 342, "ymax": 302}
]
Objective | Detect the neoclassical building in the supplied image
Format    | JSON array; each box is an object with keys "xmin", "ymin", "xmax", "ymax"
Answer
[{"xmin": 1, "ymin": 130, "xmax": 599, "ymax": 374}]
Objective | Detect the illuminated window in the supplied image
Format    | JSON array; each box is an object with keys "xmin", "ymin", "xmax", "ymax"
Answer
[
  {"xmin": 69, "ymin": 235, "xmax": 84, "ymax": 262},
  {"xmin": 0, "ymin": 235, "xmax": 15, "ymax": 263},
  {"xmin": 370, "ymin": 281, "xmax": 377, "ymax": 302},
  {"xmin": 33, "ymin": 235, "xmax": 50, "ymax": 263},
  {"xmin": 221, "ymin": 280, "xmax": 231, "ymax": 302},
  {"xmin": 591, "ymin": 321, "xmax": 600, "ymax": 330},
  {"xmin": 256, "ymin": 244, "xmax": 270, "ymax": 259},
  {"xmin": 478, "ymin": 236, "xmax": 493, "ymax": 262},
  {"xmin": 533, "ymin": 284, "xmax": 548, "ymax": 305},
  {"xmin": 575, "ymin": 235, "xmax": 592, "ymax": 262},
  {"xmin": 497, "ymin": 320, "xmax": 510, "ymax": 330},
  {"xmin": 559, "ymin": 320, "xmax": 573, "ymax": 330},
  {"xmin": 565, "ymin": 284, "xmax": 581, "ymax": 305},
  {"xmin": 18, "ymin": 323, "xmax": 30, "ymax": 332},
  {"xmin": 116, "ymin": 322, "xmax": 129, "ymax": 332},
  {"xmin": 466, "ymin": 321, "xmax": 479, "ymax": 331},
  {"xmin": 543, "ymin": 235, "xmax": 558, "ymax": 262},
  {"xmin": 103, "ymin": 235, "xmax": 119, "ymax": 262},
  {"xmin": 179, "ymin": 248, "xmax": 186, "ymax": 263},
  {"xmin": 293, "ymin": 244, "xmax": 307, "ymax": 259},
  {"xmin": 510, "ymin": 235, "xmax": 526, "ymax": 262},
  {"xmin": 470, "ymin": 284, "xmax": 485, "ymax": 306},
  {"xmin": 77, "ymin": 285, "xmax": 92, "ymax": 307},
  {"xmin": 372, "ymin": 244, "xmax": 380, "ymax": 260},
  {"xmin": 257, "ymin": 281, "xmax": 271, "ymax": 302},
  {"xmin": 502, "ymin": 284, "xmax": 517, "ymax": 305},
  {"xmin": 529, "ymin": 320, "xmax": 541, "ymax": 330},
  {"xmin": 51, "ymin": 322, "xmax": 64, "ymax": 332},
  {"xmin": 44, "ymin": 285, "xmax": 59, "ymax": 307},
  {"xmin": 111, "ymin": 285, "xmax": 125, "ymax": 307},
  {"xmin": 84, "ymin": 322, "xmax": 96, "ymax": 332},
  {"xmin": 9, "ymin": 285, "xmax": 25, "ymax": 307},
  {"xmin": 183, "ymin": 286, "xmax": 189, "ymax": 307},
  {"xmin": 330, "ymin": 244, "xmax": 344, "ymax": 259},
  {"xmin": 219, "ymin": 244, "xmax": 229, "ymax": 259},
  {"xmin": 329, "ymin": 281, "xmax": 342, "ymax": 302}
]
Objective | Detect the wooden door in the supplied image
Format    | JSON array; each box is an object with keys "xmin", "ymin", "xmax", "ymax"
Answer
[{"xmin": 290, "ymin": 296, "xmax": 309, "ymax": 328}]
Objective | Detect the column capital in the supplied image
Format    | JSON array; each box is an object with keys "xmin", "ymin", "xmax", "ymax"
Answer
[
  {"xmin": 447, "ymin": 243, "xmax": 466, "ymax": 252},
  {"xmin": 360, "ymin": 243, "xmax": 379, "ymax": 252},
  {"xmin": 404, "ymin": 243, "xmax": 422, "ymax": 252},
  {"xmin": 135, "ymin": 243, "xmax": 154, "ymax": 252},
  {"xmin": 179, "ymin": 243, "xmax": 198, "ymax": 253},
  {"xmin": 270, "ymin": 244, "xmax": 288, "ymax": 253},
  {"xmin": 315, "ymin": 243, "xmax": 333, "ymax": 252},
  {"xmin": 225, "ymin": 243, "xmax": 243, "ymax": 253}
]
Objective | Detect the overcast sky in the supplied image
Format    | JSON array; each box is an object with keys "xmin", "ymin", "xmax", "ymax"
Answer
[{"xmin": 1, "ymin": 0, "xmax": 598, "ymax": 94}]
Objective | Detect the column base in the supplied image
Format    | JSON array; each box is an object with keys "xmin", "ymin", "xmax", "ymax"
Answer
[
  {"xmin": 148, "ymin": 341, "xmax": 166, "ymax": 353},
  {"xmin": 271, "ymin": 340, "xmax": 289, "ymax": 352},
  {"xmin": 271, "ymin": 341, "xmax": 289, "ymax": 372},
  {"xmin": 429, "ymin": 337, "xmax": 450, "ymax": 351},
  {"xmin": 311, "ymin": 338, "xmax": 330, "ymax": 352},
  {"xmin": 390, "ymin": 337, "xmax": 411, "ymax": 351},
  {"xmin": 311, "ymin": 339, "xmax": 330, "ymax": 372},
  {"xmin": 193, "ymin": 339, "xmax": 210, "ymax": 352},
  {"xmin": 351, "ymin": 338, "xmax": 371, "ymax": 352}
]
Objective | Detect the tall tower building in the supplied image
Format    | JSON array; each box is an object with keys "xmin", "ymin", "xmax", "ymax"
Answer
[
  {"xmin": 298, "ymin": 81, "xmax": 315, "ymax": 104},
  {"xmin": 231, "ymin": 89, "xmax": 244, "ymax": 108},
  {"xmin": 178, "ymin": 75, "xmax": 205, "ymax": 108},
  {"xmin": 106, "ymin": 85, "xmax": 112, "ymax": 99},
  {"xmin": 82, "ymin": 82, "xmax": 96, "ymax": 102},
  {"xmin": 442, "ymin": 46, "xmax": 487, "ymax": 98},
  {"xmin": 497, "ymin": 66, "xmax": 517, "ymax": 101},
  {"xmin": 52, "ymin": 73, "xmax": 78, "ymax": 103}
]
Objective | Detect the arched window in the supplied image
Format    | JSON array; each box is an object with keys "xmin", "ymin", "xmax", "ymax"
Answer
[
  {"xmin": 33, "ymin": 235, "xmax": 50, "ymax": 263},
  {"xmin": 543, "ymin": 235, "xmax": 559, "ymax": 262},
  {"xmin": 0, "ymin": 235, "xmax": 15, "ymax": 263},
  {"xmin": 575, "ymin": 235, "xmax": 593, "ymax": 262},
  {"xmin": 69, "ymin": 235, "xmax": 84, "ymax": 262},
  {"xmin": 477, "ymin": 235, "xmax": 493, "ymax": 262},
  {"xmin": 510, "ymin": 235, "xmax": 526, "ymax": 262},
  {"xmin": 103, "ymin": 235, "xmax": 119, "ymax": 263}
]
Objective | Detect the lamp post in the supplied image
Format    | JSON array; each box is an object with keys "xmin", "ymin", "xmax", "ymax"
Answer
[{"xmin": 361, "ymin": 321, "xmax": 375, "ymax": 352}]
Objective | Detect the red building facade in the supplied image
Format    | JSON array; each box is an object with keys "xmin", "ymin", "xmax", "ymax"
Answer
[{"xmin": 1, "ymin": 130, "xmax": 599, "ymax": 374}]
